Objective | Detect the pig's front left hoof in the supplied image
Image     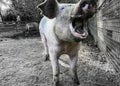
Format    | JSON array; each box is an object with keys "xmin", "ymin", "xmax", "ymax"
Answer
[
  {"xmin": 73, "ymin": 78, "xmax": 80, "ymax": 85},
  {"xmin": 74, "ymin": 80, "xmax": 80, "ymax": 85},
  {"xmin": 44, "ymin": 54, "xmax": 50, "ymax": 61}
]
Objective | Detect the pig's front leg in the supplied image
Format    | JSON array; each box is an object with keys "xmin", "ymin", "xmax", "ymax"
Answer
[
  {"xmin": 49, "ymin": 46, "xmax": 60, "ymax": 86},
  {"xmin": 69, "ymin": 53, "xmax": 80, "ymax": 85},
  {"xmin": 40, "ymin": 33, "xmax": 49, "ymax": 61}
]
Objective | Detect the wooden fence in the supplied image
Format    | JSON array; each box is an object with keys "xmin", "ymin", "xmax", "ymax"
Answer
[{"xmin": 89, "ymin": 0, "xmax": 120, "ymax": 73}]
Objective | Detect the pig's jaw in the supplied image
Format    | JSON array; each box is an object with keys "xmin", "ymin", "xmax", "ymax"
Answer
[{"xmin": 69, "ymin": 23, "xmax": 88, "ymax": 39}]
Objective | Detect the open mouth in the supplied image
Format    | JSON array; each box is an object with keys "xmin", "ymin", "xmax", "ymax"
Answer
[{"xmin": 69, "ymin": 17, "xmax": 88, "ymax": 39}]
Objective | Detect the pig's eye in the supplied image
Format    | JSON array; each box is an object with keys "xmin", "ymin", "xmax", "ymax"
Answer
[
  {"xmin": 61, "ymin": 7, "xmax": 65, "ymax": 10},
  {"xmin": 81, "ymin": 1, "xmax": 88, "ymax": 7}
]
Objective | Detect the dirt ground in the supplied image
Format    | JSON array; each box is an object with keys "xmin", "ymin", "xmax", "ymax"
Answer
[{"xmin": 0, "ymin": 27, "xmax": 120, "ymax": 86}]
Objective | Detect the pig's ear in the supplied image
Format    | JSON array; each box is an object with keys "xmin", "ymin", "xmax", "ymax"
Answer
[
  {"xmin": 87, "ymin": 0, "xmax": 98, "ymax": 18},
  {"xmin": 74, "ymin": 0, "xmax": 90, "ymax": 16},
  {"xmin": 37, "ymin": 0, "xmax": 58, "ymax": 19},
  {"xmin": 77, "ymin": 0, "xmax": 98, "ymax": 18}
]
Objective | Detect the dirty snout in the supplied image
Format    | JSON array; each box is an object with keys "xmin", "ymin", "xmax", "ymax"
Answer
[{"xmin": 69, "ymin": 17, "xmax": 88, "ymax": 40}]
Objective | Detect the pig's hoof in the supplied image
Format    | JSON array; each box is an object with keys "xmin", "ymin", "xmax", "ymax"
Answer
[
  {"xmin": 73, "ymin": 78, "xmax": 80, "ymax": 85},
  {"xmin": 44, "ymin": 54, "xmax": 49, "ymax": 61},
  {"xmin": 74, "ymin": 80, "xmax": 80, "ymax": 85},
  {"xmin": 53, "ymin": 81, "xmax": 59, "ymax": 86}
]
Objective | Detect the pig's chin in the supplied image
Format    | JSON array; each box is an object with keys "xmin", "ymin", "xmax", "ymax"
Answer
[{"xmin": 69, "ymin": 23, "xmax": 88, "ymax": 40}]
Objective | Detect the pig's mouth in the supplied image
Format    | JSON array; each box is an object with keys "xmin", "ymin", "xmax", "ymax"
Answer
[{"xmin": 69, "ymin": 18, "xmax": 88, "ymax": 39}]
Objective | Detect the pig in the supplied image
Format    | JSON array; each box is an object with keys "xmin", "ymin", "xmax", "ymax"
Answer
[
  {"xmin": 37, "ymin": 0, "xmax": 97, "ymax": 86},
  {"xmin": 25, "ymin": 22, "xmax": 39, "ymax": 36},
  {"xmin": 25, "ymin": 22, "xmax": 39, "ymax": 31}
]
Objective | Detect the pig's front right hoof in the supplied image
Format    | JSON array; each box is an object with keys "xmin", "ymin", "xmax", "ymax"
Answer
[
  {"xmin": 53, "ymin": 81, "xmax": 59, "ymax": 86},
  {"xmin": 44, "ymin": 54, "xmax": 50, "ymax": 61}
]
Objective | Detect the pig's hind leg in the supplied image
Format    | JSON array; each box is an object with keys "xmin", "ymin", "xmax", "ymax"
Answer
[{"xmin": 41, "ymin": 33, "xmax": 49, "ymax": 61}]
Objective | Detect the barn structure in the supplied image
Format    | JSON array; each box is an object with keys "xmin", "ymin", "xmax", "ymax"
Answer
[{"xmin": 89, "ymin": 0, "xmax": 120, "ymax": 72}]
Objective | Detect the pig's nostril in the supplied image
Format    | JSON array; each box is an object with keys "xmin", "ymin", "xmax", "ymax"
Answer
[
  {"xmin": 81, "ymin": 26, "xmax": 83, "ymax": 30},
  {"xmin": 71, "ymin": 19, "xmax": 76, "ymax": 28}
]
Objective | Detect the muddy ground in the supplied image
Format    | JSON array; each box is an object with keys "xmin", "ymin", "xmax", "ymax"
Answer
[{"xmin": 0, "ymin": 26, "xmax": 120, "ymax": 86}]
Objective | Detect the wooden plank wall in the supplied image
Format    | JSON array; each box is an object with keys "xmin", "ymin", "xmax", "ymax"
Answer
[{"xmin": 88, "ymin": 0, "xmax": 120, "ymax": 73}]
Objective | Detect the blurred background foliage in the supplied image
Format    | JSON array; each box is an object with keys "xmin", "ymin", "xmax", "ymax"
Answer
[{"xmin": 0, "ymin": 0, "xmax": 79, "ymax": 22}]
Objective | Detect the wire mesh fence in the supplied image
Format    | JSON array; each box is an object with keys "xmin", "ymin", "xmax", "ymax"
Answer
[{"xmin": 88, "ymin": 0, "xmax": 120, "ymax": 73}]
